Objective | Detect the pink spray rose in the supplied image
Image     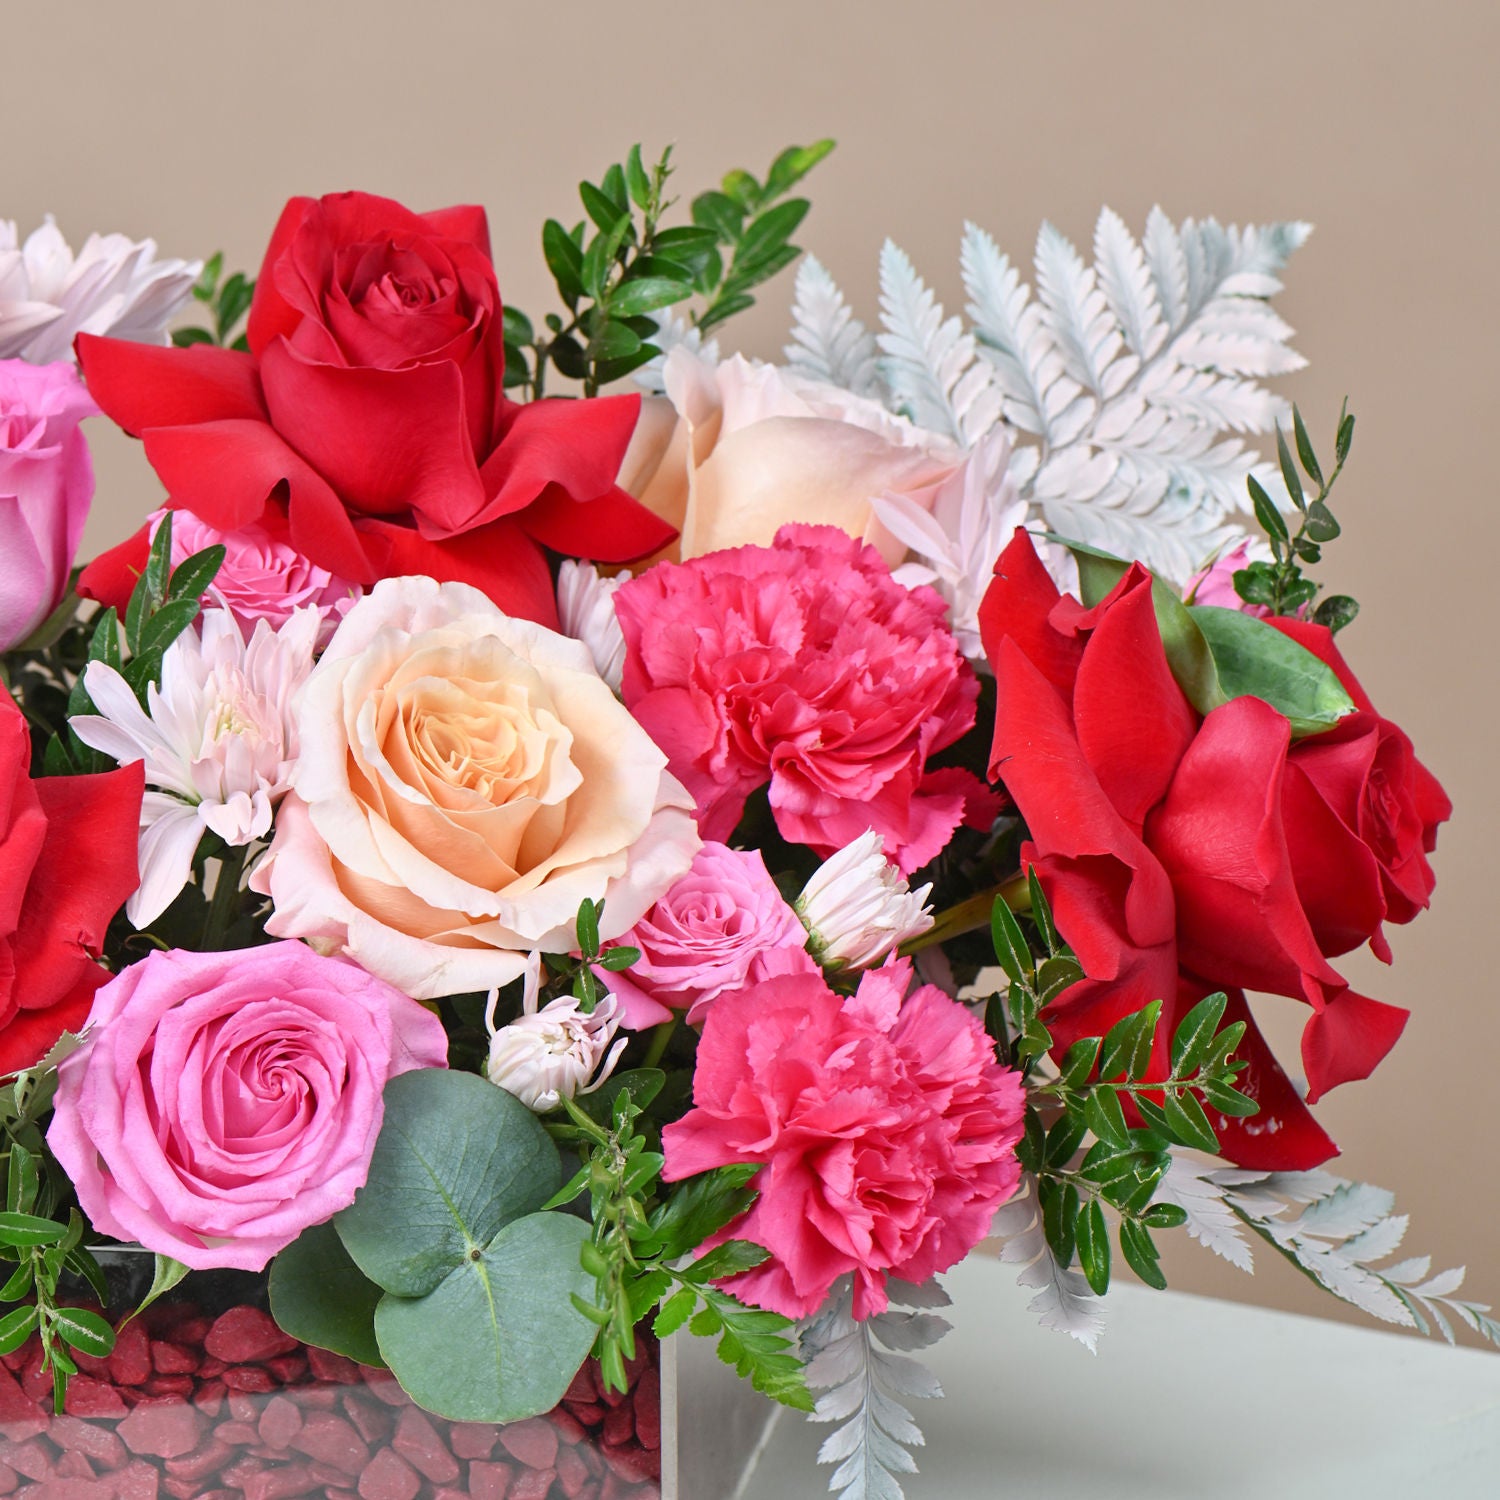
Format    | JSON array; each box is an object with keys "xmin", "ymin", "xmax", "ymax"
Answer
[
  {"xmin": 601, "ymin": 841, "xmax": 816, "ymax": 1029},
  {"xmin": 662, "ymin": 957, "xmax": 1026, "ymax": 1320},
  {"xmin": 615, "ymin": 524, "xmax": 993, "ymax": 874},
  {"xmin": 48, "ymin": 942, "xmax": 448, "ymax": 1271},
  {"xmin": 0, "ymin": 359, "xmax": 97, "ymax": 650}
]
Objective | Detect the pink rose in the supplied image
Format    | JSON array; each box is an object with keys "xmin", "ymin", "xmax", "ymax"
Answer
[
  {"xmin": 662, "ymin": 957, "xmax": 1025, "ymax": 1319},
  {"xmin": 1183, "ymin": 539, "xmax": 1303, "ymax": 619},
  {"xmin": 601, "ymin": 842, "xmax": 816, "ymax": 1029},
  {"xmin": 0, "ymin": 359, "xmax": 96, "ymax": 649},
  {"xmin": 616, "ymin": 524, "xmax": 991, "ymax": 874},
  {"xmin": 48, "ymin": 942, "xmax": 448, "ymax": 1270}
]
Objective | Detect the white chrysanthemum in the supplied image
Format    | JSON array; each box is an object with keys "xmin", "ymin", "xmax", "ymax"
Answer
[
  {"xmin": 0, "ymin": 216, "xmax": 201, "ymax": 364},
  {"xmin": 795, "ymin": 830, "xmax": 935, "ymax": 971},
  {"xmin": 70, "ymin": 608, "xmax": 319, "ymax": 926},
  {"xmin": 485, "ymin": 955, "xmax": 626, "ymax": 1113},
  {"xmin": 556, "ymin": 560, "xmax": 630, "ymax": 691}
]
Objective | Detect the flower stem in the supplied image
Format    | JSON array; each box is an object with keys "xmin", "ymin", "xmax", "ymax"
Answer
[
  {"xmin": 639, "ymin": 1015, "xmax": 679, "ymax": 1072},
  {"xmin": 201, "ymin": 844, "xmax": 249, "ymax": 950},
  {"xmin": 899, "ymin": 871, "xmax": 1030, "ymax": 955}
]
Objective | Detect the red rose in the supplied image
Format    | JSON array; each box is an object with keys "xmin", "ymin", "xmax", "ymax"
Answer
[
  {"xmin": 0, "ymin": 695, "xmax": 143, "ymax": 1074},
  {"xmin": 980, "ymin": 531, "xmax": 1449, "ymax": 1168},
  {"xmin": 75, "ymin": 191, "xmax": 674, "ymax": 626}
]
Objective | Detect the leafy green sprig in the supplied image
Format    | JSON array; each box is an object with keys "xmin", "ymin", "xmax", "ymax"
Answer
[
  {"xmin": 512, "ymin": 140, "xmax": 834, "ymax": 398},
  {"xmin": 1236, "ymin": 401, "xmax": 1359, "ymax": 631},
  {"xmin": 986, "ymin": 883, "xmax": 1257, "ymax": 1294},
  {"xmin": 45, "ymin": 514, "xmax": 224, "ymax": 776},
  {"xmin": 545, "ymin": 1077, "xmax": 812, "ymax": 1410},
  {"xmin": 172, "ymin": 253, "xmax": 255, "ymax": 350}
]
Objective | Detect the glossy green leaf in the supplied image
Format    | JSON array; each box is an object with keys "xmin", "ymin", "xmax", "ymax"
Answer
[
  {"xmin": 989, "ymin": 897, "xmax": 1031, "ymax": 986},
  {"xmin": 1076, "ymin": 1200, "xmax": 1110, "ymax": 1295},
  {"xmin": 0, "ymin": 1212, "xmax": 66, "ymax": 1248},
  {"xmin": 542, "ymin": 219, "xmax": 584, "ymax": 304},
  {"xmin": 1275, "ymin": 428, "xmax": 1305, "ymax": 512},
  {"xmin": 1162, "ymin": 1088, "xmax": 1220, "ymax": 1153},
  {"xmin": 0, "ymin": 1305, "xmax": 37, "ymax": 1356},
  {"xmin": 53, "ymin": 1307, "xmax": 114, "ymax": 1359},
  {"xmin": 1170, "ymin": 991, "xmax": 1228, "ymax": 1077},
  {"xmin": 1119, "ymin": 1219, "xmax": 1167, "ymax": 1290},
  {"xmin": 1292, "ymin": 406, "xmax": 1324, "ymax": 489},
  {"xmin": 1084, "ymin": 1088, "xmax": 1131, "ymax": 1150}
]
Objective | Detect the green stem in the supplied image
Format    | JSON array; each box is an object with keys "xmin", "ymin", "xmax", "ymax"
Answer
[
  {"xmin": 639, "ymin": 1016, "xmax": 679, "ymax": 1072},
  {"xmin": 201, "ymin": 844, "xmax": 249, "ymax": 950},
  {"xmin": 899, "ymin": 871, "xmax": 1030, "ymax": 956}
]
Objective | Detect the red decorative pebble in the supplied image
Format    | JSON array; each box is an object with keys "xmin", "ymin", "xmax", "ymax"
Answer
[
  {"xmin": 48, "ymin": 1419, "xmax": 125, "ymax": 1470},
  {"xmin": 117, "ymin": 1402, "xmax": 206, "ymax": 1460},
  {"xmin": 221, "ymin": 1366, "xmax": 278, "ymax": 1394},
  {"xmin": 61, "ymin": 1380, "xmax": 128, "ymax": 1421},
  {"xmin": 256, "ymin": 1396, "xmax": 302, "ymax": 1451},
  {"xmin": 203, "ymin": 1309, "xmax": 297, "ymax": 1366},
  {"xmin": 111, "ymin": 1462, "xmax": 162, "ymax": 1500},
  {"xmin": 633, "ymin": 1368, "xmax": 660, "ymax": 1451},
  {"xmin": 211, "ymin": 1421, "xmax": 257, "ymax": 1447},
  {"xmin": 241, "ymin": 1462, "xmax": 320, "ymax": 1500},
  {"xmin": 449, "ymin": 1423, "xmax": 497, "ymax": 1460},
  {"xmin": 226, "ymin": 1392, "xmax": 260, "ymax": 1424},
  {"xmin": 355, "ymin": 1370, "xmax": 408, "ymax": 1409},
  {"xmin": 355, "ymin": 1447, "xmax": 419, "ymax": 1500},
  {"xmin": 339, "ymin": 1396, "xmax": 392, "ymax": 1447},
  {"xmin": 289, "ymin": 1411, "xmax": 369, "ymax": 1474},
  {"xmin": 108, "ymin": 1326, "xmax": 152, "ymax": 1389},
  {"xmin": 498, "ymin": 1417, "xmax": 558, "ymax": 1471},
  {"xmin": 602, "ymin": 1400, "xmax": 635, "ymax": 1448},
  {"xmin": 189, "ymin": 1381, "xmax": 225, "ymax": 1418},
  {"xmin": 511, "ymin": 1468, "xmax": 558, "ymax": 1500},
  {"xmin": 161, "ymin": 1438, "xmax": 232, "ymax": 1483},
  {"xmin": 564, "ymin": 1400, "xmax": 605, "ymax": 1427},
  {"xmin": 306, "ymin": 1459, "xmax": 360, "ymax": 1490},
  {"xmin": 0, "ymin": 1437, "xmax": 54, "ymax": 1481},
  {"xmin": 195, "ymin": 1358, "xmax": 227, "ymax": 1380},
  {"xmin": 390, "ymin": 1407, "xmax": 458, "ymax": 1484},
  {"xmin": 140, "ymin": 1378, "xmax": 194, "ymax": 1399},
  {"xmin": 557, "ymin": 1444, "xmax": 592, "ymax": 1499},
  {"xmin": 549, "ymin": 1407, "xmax": 587, "ymax": 1444},
  {"xmin": 148, "ymin": 1344, "xmax": 197, "ymax": 1378},
  {"xmin": 56, "ymin": 1448, "xmax": 98, "ymax": 1478},
  {"xmin": 466, "ymin": 1462, "xmax": 515, "ymax": 1500},
  {"xmin": 305, "ymin": 1348, "xmax": 359, "ymax": 1384}
]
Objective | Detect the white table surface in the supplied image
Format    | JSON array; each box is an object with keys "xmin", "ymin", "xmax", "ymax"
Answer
[{"xmin": 733, "ymin": 1252, "xmax": 1500, "ymax": 1499}]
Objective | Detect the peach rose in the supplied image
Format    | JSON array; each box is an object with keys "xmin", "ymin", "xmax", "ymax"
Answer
[
  {"xmin": 619, "ymin": 349, "xmax": 959, "ymax": 566},
  {"xmin": 251, "ymin": 577, "xmax": 699, "ymax": 998}
]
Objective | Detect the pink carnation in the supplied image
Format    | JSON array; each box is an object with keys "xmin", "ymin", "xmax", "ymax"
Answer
[
  {"xmin": 48, "ymin": 942, "xmax": 448, "ymax": 1270},
  {"xmin": 616, "ymin": 524, "xmax": 989, "ymax": 873},
  {"xmin": 149, "ymin": 507, "xmax": 361, "ymax": 642},
  {"xmin": 601, "ymin": 841, "xmax": 816, "ymax": 1029},
  {"xmin": 661, "ymin": 957, "xmax": 1025, "ymax": 1320}
]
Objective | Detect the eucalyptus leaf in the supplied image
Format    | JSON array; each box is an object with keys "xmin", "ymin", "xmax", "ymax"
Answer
[{"xmin": 270, "ymin": 1221, "xmax": 385, "ymax": 1368}]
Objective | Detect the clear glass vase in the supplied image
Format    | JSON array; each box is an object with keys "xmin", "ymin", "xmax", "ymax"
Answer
[{"xmin": 0, "ymin": 1249, "xmax": 662, "ymax": 1500}]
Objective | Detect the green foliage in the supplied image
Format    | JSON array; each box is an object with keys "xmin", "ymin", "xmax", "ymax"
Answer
[
  {"xmin": 172, "ymin": 252, "xmax": 255, "ymax": 351},
  {"xmin": 0, "ymin": 1131, "xmax": 112, "ymax": 1413},
  {"xmin": 271, "ymin": 1070, "xmax": 599, "ymax": 1423},
  {"xmin": 981, "ymin": 883, "xmax": 1258, "ymax": 1300},
  {"xmin": 1234, "ymin": 401, "xmax": 1361, "ymax": 631},
  {"xmin": 515, "ymin": 140, "xmax": 834, "ymax": 398}
]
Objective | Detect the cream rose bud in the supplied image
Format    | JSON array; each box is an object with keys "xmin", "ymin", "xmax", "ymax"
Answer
[
  {"xmin": 619, "ymin": 348, "xmax": 959, "ymax": 567},
  {"xmin": 250, "ymin": 577, "xmax": 700, "ymax": 999},
  {"xmin": 796, "ymin": 830, "xmax": 935, "ymax": 970}
]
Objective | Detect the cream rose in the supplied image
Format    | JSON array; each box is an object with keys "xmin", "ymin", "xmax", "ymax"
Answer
[
  {"xmin": 251, "ymin": 577, "xmax": 699, "ymax": 998},
  {"xmin": 619, "ymin": 348, "xmax": 960, "ymax": 565}
]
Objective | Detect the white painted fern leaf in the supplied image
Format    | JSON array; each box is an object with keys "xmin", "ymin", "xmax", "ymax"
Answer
[
  {"xmin": 1157, "ymin": 1160, "xmax": 1500, "ymax": 1347},
  {"xmin": 991, "ymin": 1173, "xmax": 1104, "ymax": 1351},
  {"xmin": 800, "ymin": 1276, "xmax": 952, "ymax": 1500},
  {"xmin": 785, "ymin": 255, "xmax": 880, "ymax": 396},
  {"xmin": 877, "ymin": 241, "xmax": 1003, "ymax": 447},
  {"xmin": 634, "ymin": 308, "xmax": 719, "ymax": 393}
]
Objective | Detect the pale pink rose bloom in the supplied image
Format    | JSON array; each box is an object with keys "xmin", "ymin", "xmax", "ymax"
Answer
[
  {"xmin": 1183, "ymin": 538, "xmax": 1285, "ymax": 617},
  {"xmin": 619, "ymin": 348, "xmax": 959, "ymax": 567},
  {"xmin": 148, "ymin": 508, "xmax": 361, "ymax": 643},
  {"xmin": 601, "ymin": 842, "xmax": 817, "ymax": 1029},
  {"xmin": 252, "ymin": 577, "xmax": 700, "ymax": 1000},
  {"xmin": 662, "ymin": 956, "xmax": 1026, "ymax": 1320},
  {"xmin": 47, "ymin": 942, "xmax": 448, "ymax": 1270},
  {"xmin": 0, "ymin": 359, "xmax": 96, "ymax": 649}
]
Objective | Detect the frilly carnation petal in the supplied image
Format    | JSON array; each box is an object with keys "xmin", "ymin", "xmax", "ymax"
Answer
[
  {"xmin": 253, "ymin": 576, "xmax": 700, "ymax": 999},
  {"xmin": 47, "ymin": 942, "xmax": 447, "ymax": 1270}
]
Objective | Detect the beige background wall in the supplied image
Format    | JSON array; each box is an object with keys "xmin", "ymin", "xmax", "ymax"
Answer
[{"xmin": 6, "ymin": 2, "xmax": 1498, "ymax": 1330}]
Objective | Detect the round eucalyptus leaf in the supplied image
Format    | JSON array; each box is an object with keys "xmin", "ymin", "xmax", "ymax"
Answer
[
  {"xmin": 336, "ymin": 1070, "xmax": 563, "ymax": 1297},
  {"xmin": 375, "ymin": 1211, "xmax": 596, "ymax": 1423},
  {"xmin": 269, "ymin": 1220, "xmax": 385, "ymax": 1369}
]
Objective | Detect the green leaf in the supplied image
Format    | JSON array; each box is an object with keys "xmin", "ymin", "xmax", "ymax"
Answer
[
  {"xmin": 989, "ymin": 898, "xmax": 1031, "ymax": 987},
  {"xmin": 701, "ymin": 1287, "xmax": 812, "ymax": 1411},
  {"xmin": 691, "ymin": 191, "xmax": 744, "ymax": 244},
  {"xmin": 270, "ymin": 1221, "xmax": 385, "ymax": 1368},
  {"xmin": 1118, "ymin": 1219, "xmax": 1167, "ymax": 1290},
  {"xmin": 1076, "ymin": 1200, "xmax": 1110, "ymax": 1296},
  {"xmin": 572, "ymin": 1068, "xmax": 664, "ymax": 1129},
  {"xmin": 720, "ymin": 170, "xmax": 760, "ymax": 211},
  {"xmin": 0, "ymin": 1212, "xmax": 67, "ymax": 1247},
  {"xmin": 61, "ymin": 1248, "xmax": 107, "ymax": 1308},
  {"xmin": 1248, "ymin": 474, "xmax": 1291, "ymax": 540},
  {"xmin": 1313, "ymin": 594, "xmax": 1360, "ymax": 634},
  {"xmin": 1027, "ymin": 867, "xmax": 1060, "ymax": 953},
  {"xmin": 1292, "ymin": 406, "xmax": 1324, "ymax": 489},
  {"xmin": 114, "ymin": 1253, "xmax": 191, "ymax": 1329},
  {"xmin": 0, "ymin": 1305, "xmax": 37, "ymax": 1356},
  {"xmin": 1335, "ymin": 409, "xmax": 1355, "ymax": 465},
  {"xmin": 502, "ymin": 306, "xmax": 535, "ymax": 347},
  {"xmin": 1275, "ymin": 428, "xmax": 1305, "ymax": 513},
  {"xmin": 1304, "ymin": 501, "xmax": 1341, "ymax": 542},
  {"xmin": 1170, "ymin": 991, "xmax": 1228, "ymax": 1077},
  {"xmin": 1233, "ymin": 564, "xmax": 1278, "ymax": 608},
  {"xmin": 608, "ymin": 277, "xmax": 693, "ymax": 318},
  {"xmin": 136, "ymin": 597, "xmax": 202, "ymax": 661},
  {"xmin": 215, "ymin": 273, "xmax": 254, "ymax": 342},
  {"xmin": 653, "ymin": 1287, "xmax": 698, "ymax": 1339},
  {"xmin": 735, "ymin": 200, "xmax": 809, "ymax": 271},
  {"xmin": 6, "ymin": 1145, "xmax": 38, "ymax": 1215},
  {"xmin": 624, "ymin": 145, "xmax": 652, "ymax": 211},
  {"xmin": 1201, "ymin": 1077, "xmax": 1260, "ymax": 1118},
  {"xmin": 585, "ymin": 319, "xmax": 643, "ymax": 363},
  {"xmin": 1043, "ymin": 1110, "xmax": 1089, "ymax": 1169},
  {"xmin": 764, "ymin": 139, "xmax": 836, "ymax": 199},
  {"xmin": 53, "ymin": 1307, "xmax": 114, "ymax": 1359},
  {"xmin": 1084, "ymin": 1088, "xmax": 1131, "ymax": 1150},
  {"xmin": 1162, "ymin": 1088, "xmax": 1219, "ymax": 1153},
  {"xmin": 575, "ymin": 899, "xmax": 600, "ymax": 960},
  {"xmin": 681, "ymin": 1240, "xmax": 769, "ymax": 1284},
  {"xmin": 194, "ymin": 252, "xmax": 223, "ymax": 301},
  {"xmin": 1142, "ymin": 1203, "xmax": 1189, "ymax": 1230},
  {"xmin": 542, "ymin": 220, "xmax": 584, "ymax": 305},
  {"xmin": 336, "ymin": 1070, "xmax": 563, "ymax": 1297},
  {"xmin": 172, "ymin": 327, "xmax": 216, "ymax": 348},
  {"xmin": 0, "ymin": 1260, "xmax": 33, "ymax": 1301},
  {"xmin": 697, "ymin": 293, "xmax": 755, "ymax": 332},
  {"xmin": 597, "ymin": 946, "xmax": 640, "ymax": 972},
  {"xmin": 651, "ymin": 226, "xmax": 720, "ymax": 277},
  {"xmin": 579, "ymin": 180, "xmax": 628, "ymax": 234},
  {"xmin": 1059, "ymin": 1037, "xmax": 1100, "ymax": 1091},
  {"xmin": 1016, "ymin": 1109, "xmax": 1045, "ymax": 1174},
  {"xmin": 1097, "ymin": 1000, "xmax": 1160, "ymax": 1083},
  {"xmin": 1041, "ymin": 1178, "xmax": 1080, "ymax": 1267},
  {"xmin": 640, "ymin": 1162, "xmax": 758, "ymax": 1263},
  {"xmin": 1036, "ymin": 954, "xmax": 1084, "ymax": 1006},
  {"xmin": 1186, "ymin": 605, "xmax": 1357, "ymax": 737},
  {"xmin": 375, "ymin": 1212, "xmax": 597, "ymax": 1423},
  {"xmin": 168, "ymin": 545, "xmax": 226, "ymax": 605}
]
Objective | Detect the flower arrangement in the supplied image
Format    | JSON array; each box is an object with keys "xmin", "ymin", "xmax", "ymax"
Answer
[{"xmin": 0, "ymin": 141, "xmax": 1484, "ymax": 1499}]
